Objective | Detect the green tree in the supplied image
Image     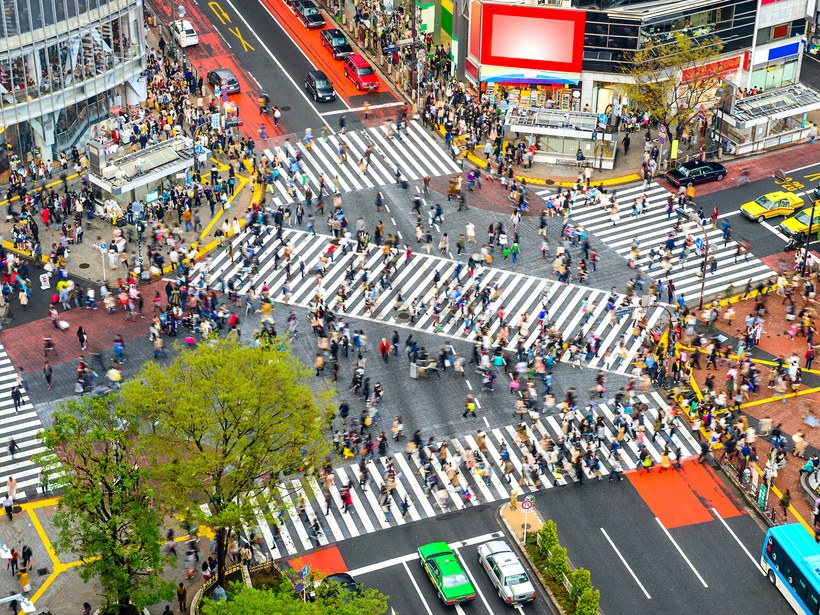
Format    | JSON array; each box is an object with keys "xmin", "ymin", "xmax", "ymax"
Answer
[
  {"xmin": 201, "ymin": 581, "xmax": 389, "ymax": 615},
  {"xmin": 575, "ymin": 587, "xmax": 601, "ymax": 615},
  {"xmin": 119, "ymin": 340, "xmax": 334, "ymax": 589},
  {"xmin": 622, "ymin": 33, "xmax": 725, "ymax": 140},
  {"xmin": 569, "ymin": 567, "xmax": 592, "ymax": 603},
  {"xmin": 538, "ymin": 519, "xmax": 559, "ymax": 559},
  {"xmin": 35, "ymin": 397, "xmax": 174, "ymax": 614},
  {"xmin": 547, "ymin": 546, "xmax": 570, "ymax": 582}
]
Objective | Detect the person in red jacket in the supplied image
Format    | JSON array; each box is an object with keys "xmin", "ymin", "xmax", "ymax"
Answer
[{"xmin": 379, "ymin": 337, "xmax": 390, "ymax": 362}]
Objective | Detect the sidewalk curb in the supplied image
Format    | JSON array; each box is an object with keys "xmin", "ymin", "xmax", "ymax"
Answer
[{"xmin": 496, "ymin": 502, "xmax": 568, "ymax": 615}]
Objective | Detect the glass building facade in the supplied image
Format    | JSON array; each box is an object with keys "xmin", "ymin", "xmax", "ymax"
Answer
[{"xmin": 0, "ymin": 0, "xmax": 146, "ymax": 169}]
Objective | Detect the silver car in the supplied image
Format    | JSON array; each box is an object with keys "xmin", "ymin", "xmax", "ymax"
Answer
[{"xmin": 477, "ymin": 540, "xmax": 536, "ymax": 605}]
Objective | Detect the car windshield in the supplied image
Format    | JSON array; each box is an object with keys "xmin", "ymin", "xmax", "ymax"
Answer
[
  {"xmin": 796, "ymin": 211, "xmax": 810, "ymax": 224},
  {"xmin": 504, "ymin": 573, "xmax": 530, "ymax": 586},
  {"xmin": 357, "ymin": 67, "xmax": 374, "ymax": 76},
  {"xmin": 754, "ymin": 196, "xmax": 775, "ymax": 209},
  {"xmin": 442, "ymin": 573, "xmax": 469, "ymax": 588}
]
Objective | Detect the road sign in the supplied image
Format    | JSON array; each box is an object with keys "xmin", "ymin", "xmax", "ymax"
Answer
[
  {"xmin": 222, "ymin": 94, "xmax": 228, "ymax": 104},
  {"xmin": 214, "ymin": 86, "xmax": 221, "ymax": 97},
  {"xmin": 521, "ymin": 499, "xmax": 533, "ymax": 510},
  {"xmin": 221, "ymin": 77, "xmax": 228, "ymax": 87},
  {"xmin": 694, "ymin": 237, "xmax": 704, "ymax": 252},
  {"xmin": 301, "ymin": 565, "xmax": 310, "ymax": 578},
  {"xmin": 658, "ymin": 136, "xmax": 665, "ymax": 144},
  {"xmin": 659, "ymin": 123, "xmax": 667, "ymax": 136},
  {"xmin": 195, "ymin": 145, "xmax": 203, "ymax": 155},
  {"xmin": 100, "ymin": 242, "xmax": 107, "ymax": 250},
  {"xmin": 294, "ymin": 582, "xmax": 304, "ymax": 593}
]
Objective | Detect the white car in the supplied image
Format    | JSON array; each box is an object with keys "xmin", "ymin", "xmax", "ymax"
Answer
[
  {"xmin": 171, "ymin": 19, "xmax": 199, "ymax": 47},
  {"xmin": 477, "ymin": 540, "xmax": 537, "ymax": 605}
]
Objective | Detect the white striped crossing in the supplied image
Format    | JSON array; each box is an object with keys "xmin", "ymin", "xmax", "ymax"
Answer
[
  {"xmin": 261, "ymin": 122, "xmax": 460, "ymax": 209},
  {"xmin": 544, "ymin": 182, "xmax": 773, "ymax": 302},
  {"xmin": 0, "ymin": 343, "xmax": 61, "ymax": 501},
  {"xmin": 248, "ymin": 395, "xmax": 701, "ymax": 559},
  {"xmin": 192, "ymin": 227, "xmax": 664, "ymax": 376}
]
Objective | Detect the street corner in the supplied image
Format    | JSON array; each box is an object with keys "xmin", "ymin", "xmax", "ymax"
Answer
[{"xmin": 499, "ymin": 496, "xmax": 543, "ymax": 544}]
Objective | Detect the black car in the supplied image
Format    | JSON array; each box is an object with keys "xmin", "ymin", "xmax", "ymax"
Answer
[
  {"xmin": 207, "ymin": 69, "xmax": 240, "ymax": 94},
  {"xmin": 320, "ymin": 29, "xmax": 353, "ymax": 59},
  {"xmin": 294, "ymin": 1, "xmax": 326, "ymax": 28},
  {"xmin": 305, "ymin": 70, "xmax": 336, "ymax": 102},
  {"xmin": 664, "ymin": 160, "xmax": 727, "ymax": 187}
]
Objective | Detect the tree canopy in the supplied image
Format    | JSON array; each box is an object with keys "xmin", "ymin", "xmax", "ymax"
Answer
[
  {"xmin": 622, "ymin": 33, "xmax": 725, "ymax": 139},
  {"xmin": 118, "ymin": 339, "xmax": 334, "ymax": 586},
  {"xmin": 201, "ymin": 580, "xmax": 389, "ymax": 615},
  {"xmin": 35, "ymin": 396, "xmax": 174, "ymax": 614}
]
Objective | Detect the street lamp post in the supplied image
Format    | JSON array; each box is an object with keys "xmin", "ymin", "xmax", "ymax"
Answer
[
  {"xmin": 800, "ymin": 185, "xmax": 819, "ymax": 278},
  {"xmin": 675, "ymin": 206, "xmax": 710, "ymax": 309}
]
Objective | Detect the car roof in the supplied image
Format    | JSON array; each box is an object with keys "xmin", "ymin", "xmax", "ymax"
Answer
[
  {"xmin": 480, "ymin": 541, "xmax": 526, "ymax": 572},
  {"xmin": 308, "ymin": 70, "xmax": 330, "ymax": 80},
  {"xmin": 211, "ymin": 69, "xmax": 236, "ymax": 79},
  {"xmin": 347, "ymin": 54, "xmax": 370, "ymax": 67},
  {"xmin": 174, "ymin": 19, "xmax": 194, "ymax": 28},
  {"xmin": 324, "ymin": 28, "xmax": 344, "ymax": 36}
]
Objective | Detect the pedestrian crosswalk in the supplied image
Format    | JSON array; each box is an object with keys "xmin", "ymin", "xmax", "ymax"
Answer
[
  {"xmin": 541, "ymin": 182, "xmax": 773, "ymax": 302},
  {"xmin": 246, "ymin": 392, "xmax": 701, "ymax": 558},
  {"xmin": 0, "ymin": 343, "xmax": 60, "ymax": 501},
  {"xmin": 192, "ymin": 227, "xmax": 665, "ymax": 375},
  {"xmin": 260, "ymin": 122, "xmax": 460, "ymax": 207}
]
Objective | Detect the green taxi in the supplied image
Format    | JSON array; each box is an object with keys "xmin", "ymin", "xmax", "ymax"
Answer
[
  {"xmin": 418, "ymin": 542, "xmax": 476, "ymax": 605},
  {"xmin": 740, "ymin": 191, "xmax": 803, "ymax": 222}
]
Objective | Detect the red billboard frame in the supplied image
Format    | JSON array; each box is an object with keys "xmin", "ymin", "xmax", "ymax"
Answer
[{"xmin": 479, "ymin": 4, "xmax": 585, "ymax": 73}]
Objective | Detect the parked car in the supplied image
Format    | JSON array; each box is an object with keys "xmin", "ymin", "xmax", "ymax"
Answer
[
  {"xmin": 294, "ymin": 0, "xmax": 326, "ymax": 29},
  {"xmin": 320, "ymin": 29, "xmax": 354, "ymax": 59},
  {"xmin": 304, "ymin": 70, "xmax": 336, "ymax": 102},
  {"xmin": 664, "ymin": 160, "xmax": 727, "ymax": 187},
  {"xmin": 740, "ymin": 190, "xmax": 804, "ymax": 222},
  {"xmin": 477, "ymin": 540, "xmax": 537, "ymax": 606},
  {"xmin": 418, "ymin": 542, "xmax": 476, "ymax": 605},
  {"xmin": 780, "ymin": 205, "xmax": 820, "ymax": 237},
  {"xmin": 342, "ymin": 54, "xmax": 379, "ymax": 91},
  {"xmin": 170, "ymin": 19, "xmax": 199, "ymax": 47},
  {"xmin": 207, "ymin": 69, "xmax": 240, "ymax": 94}
]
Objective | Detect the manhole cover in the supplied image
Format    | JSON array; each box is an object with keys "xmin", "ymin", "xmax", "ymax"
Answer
[
  {"xmin": 281, "ymin": 106, "xmax": 292, "ymax": 112},
  {"xmin": 521, "ymin": 523, "xmax": 531, "ymax": 530},
  {"xmin": 36, "ymin": 567, "xmax": 48, "ymax": 577},
  {"xmin": 544, "ymin": 179, "xmax": 555, "ymax": 185},
  {"xmin": 78, "ymin": 263, "xmax": 90, "ymax": 269},
  {"xmin": 395, "ymin": 310, "xmax": 411, "ymax": 323}
]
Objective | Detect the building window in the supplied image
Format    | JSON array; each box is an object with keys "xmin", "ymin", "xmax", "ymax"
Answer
[{"xmin": 771, "ymin": 23, "xmax": 790, "ymax": 40}]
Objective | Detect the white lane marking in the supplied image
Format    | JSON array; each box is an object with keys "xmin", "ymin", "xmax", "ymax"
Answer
[
  {"xmin": 466, "ymin": 380, "xmax": 472, "ymax": 390},
  {"xmin": 214, "ymin": 26, "xmax": 233, "ymax": 49},
  {"xmin": 391, "ymin": 217, "xmax": 397, "ymax": 226},
  {"xmin": 347, "ymin": 532, "xmax": 504, "ymax": 576},
  {"xmin": 453, "ymin": 545, "xmax": 495, "ymax": 614},
  {"xmin": 483, "ymin": 416, "xmax": 490, "ymax": 428},
  {"xmin": 600, "ymin": 528, "xmax": 651, "ymax": 599},
  {"xmin": 321, "ymin": 102, "xmax": 406, "ymax": 116},
  {"xmin": 655, "ymin": 517, "xmax": 709, "ymax": 588},
  {"xmin": 711, "ymin": 507, "xmax": 764, "ymax": 574},
  {"xmin": 384, "ymin": 203, "xmax": 391, "ymax": 213},
  {"xmin": 787, "ymin": 161, "xmax": 820, "ymax": 174},
  {"xmin": 402, "ymin": 560, "xmax": 435, "ymax": 615},
  {"xmin": 220, "ymin": 0, "xmax": 333, "ymax": 129},
  {"xmin": 717, "ymin": 210, "xmax": 741, "ymax": 219},
  {"xmin": 515, "ymin": 605, "xmax": 526, "ymax": 615},
  {"xmin": 760, "ymin": 220, "xmax": 790, "ymax": 241},
  {"xmin": 247, "ymin": 71, "xmax": 262, "ymax": 89}
]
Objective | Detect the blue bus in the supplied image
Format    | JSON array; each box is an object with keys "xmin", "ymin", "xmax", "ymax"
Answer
[{"xmin": 762, "ymin": 524, "xmax": 820, "ymax": 614}]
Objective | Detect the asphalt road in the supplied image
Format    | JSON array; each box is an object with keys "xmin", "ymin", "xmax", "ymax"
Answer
[
  {"xmin": 334, "ymin": 505, "xmax": 556, "ymax": 615},
  {"xmin": 695, "ymin": 160, "xmax": 820, "ymax": 257},
  {"xmin": 531, "ymin": 471, "xmax": 786, "ymax": 615}
]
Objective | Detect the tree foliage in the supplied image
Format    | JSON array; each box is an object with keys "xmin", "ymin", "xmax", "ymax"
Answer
[
  {"xmin": 575, "ymin": 587, "xmax": 601, "ymax": 615},
  {"xmin": 547, "ymin": 545, "xmax": 570, "ymax": 582},
  {"xmin": 201, "ymin": 581, "xmax": 389, "ymax": 615},
  {"xmin": 538, "ymin": 519, "xmax": 559, "ymax": 559},
  {"xmin": 118, "ymin": 339, "xmax": 334, "ymax": 587},
  {"xmin": 569, "ymin": 567, "xmax": 592, "ymax": 603},
  {"xmin": 34, "ymin": 397, "xmax": 174, "ymax": 614},
  {"xmin": 622, "ymin": 33, "xmax": 725, "ymax": 138}
]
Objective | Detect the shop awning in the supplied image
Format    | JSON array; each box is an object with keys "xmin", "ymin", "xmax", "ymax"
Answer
[{"xmin": 479, "ymin": 64, "xmax": 580, "ymax": 85}]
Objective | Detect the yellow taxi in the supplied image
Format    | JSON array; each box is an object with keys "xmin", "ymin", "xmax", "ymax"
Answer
[
  {"xmin": 779, "ymin": 205, "xmax": 820, "ymax": 237},
  {"xmin": 740, "ymin": 191, "xmax": 803, "ymax": 222}
]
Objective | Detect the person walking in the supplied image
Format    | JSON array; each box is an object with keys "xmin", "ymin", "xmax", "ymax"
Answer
[
  {"xmin": 3, "ymin": 494, "xmax": 12, "ymax": 522},
  {"xmin": 463, "ymin": 394, "xmax": 477, "ymax": 418},
  {"xmin": 176, "ymin": 582, "xmax": 187, "ymax": 612},
  {"xmin": 7, "ymin": 548, "xmax": 17, "ymax": 573},
  {"xmin": 77, "ymin": 325, "xmax": 88, "ymax": 350},
  {"xmin": 10, "ymin": 387, "xmax": 22, "ymax": 414},
  {"xmin": 379, "ymin": 337, "xmax": 390, "ymax": 362},
  {"xmin": 43, "ymin": 361, "xmax": 52, "ymax": 390},
  {"xmin": 781, "ymin": 489, "xmax": 792, "ymax": 521},
  {"xmin": 8, "ymin": 439, "xmax": 19, "ymax": 462}
]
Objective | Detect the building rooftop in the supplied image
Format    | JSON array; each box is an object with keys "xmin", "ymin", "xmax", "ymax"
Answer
[{"xmin": 732, "ymin": 83, "xmax": 820, "ymax": 125}]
